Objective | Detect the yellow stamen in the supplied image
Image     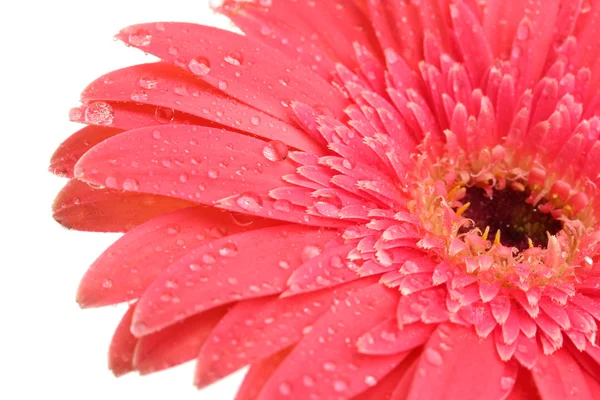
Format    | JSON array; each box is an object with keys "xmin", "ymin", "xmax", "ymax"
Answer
[
  {"xmin": 494, "ymin": 230, "xmax": 502, "ymax": 246},
  {"xmin": 482, "ymin": 226, "xmax": 490, "ymax": 241},
  {"xmin": 447, "ymin": 183, "xmax": 463, "ymax": 200},
  {"xmin": 456, "ymin": 202, "xmax": 471, "ymax": 217},
  {"xmin": 528, "ymin": 237, "xmax": 534, "ymax": 249}
]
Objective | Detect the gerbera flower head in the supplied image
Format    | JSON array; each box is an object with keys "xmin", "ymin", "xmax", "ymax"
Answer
[{"xmin": 51, "ymin": 0, "xmax": 600, "ymax": 398}]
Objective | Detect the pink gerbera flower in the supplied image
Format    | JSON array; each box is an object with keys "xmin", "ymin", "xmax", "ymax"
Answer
[{"xmin": 50, "ymin": 0, "xmax": 600, "ymax": 398}]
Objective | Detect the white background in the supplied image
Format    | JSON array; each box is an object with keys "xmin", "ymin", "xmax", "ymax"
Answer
[{"xmin": 2, "ymin": 1, "xmax": 246, "ymax": 399}]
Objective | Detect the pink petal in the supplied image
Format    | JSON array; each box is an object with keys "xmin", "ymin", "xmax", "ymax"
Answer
[
  {"xmin": 258, "ymin": 284, "xmax": 405, "ymax": 400},
  {"xmin": 81, "ymin": 62, "xmax": 321, "ymax": 154},
  {"xmin": 531, "ymin": 348, "xmax": 594, "ymax": 400},
  {"xmin": 77, "ymin": 205, "xmax": 272, "ymax": 307},
  {"xmin": 357, "ymin": 318, "xmax": 435, "ymax": 355},
  {"xmin": 49, "ymin": 125, "xmax": 122, "ymax": 178},
  {"xmin": 116, "ymin": 23, "xmax": 348, "ymax": 123},
  {"xmin": 53, "ymin": 179, "xmax": 193, "ymax": 233},
  {"xmin": 108, "ymin": 304, "xmax": 138, "ymax": 376},
  {"xmin": 407, "ymin": 323, "xmax": 518, "ymax": 400},
  {"xmin": 132, "ymin": 225, "xmax": 340, "ymax": 335},
  {"xmin": 356, "ymin": 352, "xmax": 420, "ymax": 400},
  {"xmin": 195, "ymin": 278, "xmax": 375, "ymax": 387},
  {"xmin": 133, "ymin": 305, "xmax": 228, "ymax": 374},
  {"xmin": 234, "ymin": 348, "xmax": 291, "ymax": 400}
]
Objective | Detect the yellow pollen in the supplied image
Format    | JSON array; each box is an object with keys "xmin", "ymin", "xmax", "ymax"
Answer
[
  {"xmin": 456, "ymin": 202, "xmax": 471, "ymax": 217},
  {"xmin": 482, "ymin": 226, "xmax": 490, "ymax": 241},
  {"xmin": 494, "ymin": 230, "xmax": 502, "ymax": 246},
  {"xmin": 528, "ymin": 237, "xmax": 534, "ymax": 248}
]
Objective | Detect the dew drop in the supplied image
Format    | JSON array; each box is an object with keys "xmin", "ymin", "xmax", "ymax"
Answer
[
  {"xmin": 166, "ymin": 224, "xmax": 180, "ymax": 235},
  {"xmin": 207, "ymin": 169, "xmax": 219, "ymax": 179},
  {"xmin": 84, "ymin": 102, "xmax": 114, "ymax": 126},
  {"xmin": 189, "ymin": 56, "xmax": 211, "ymax": 76},
  {"xmin": 224, "ymin": 51, "xmax": 243, "ymax": 66},
  {"xmin": 424, "ymin": 348, "xmax": 443, "ymax": 366},
  {"xmin": 73, "ymin": 166, "xmax": 85, "ymax": 178},
  {"xmin": 278, "ymin": 260, "xmax": 291, "ymax": 269},
  {"xmin": 302, "ymin": 376, "xmax": 314, "ymax": 387},
  {"xmin": 333, "ymin": 379, "xmax": 348, "ymax": 393},
  {"xmin": 273, "ymin": 199, "xmax": 292, "ymax": 212},
  {"xmin": 364, "ymin": 376, "xmax": 377, "ymax": 387},
  {"xmin": 323, "ymin": 361, "xmax": 336, "ymax": 371},
  {"xmin": 102, "ymin": 279, "xmax": 113, "ymax": 289},
  {"xmin": 104, "ymin": 176, "xmax": 118, "ymax": 188},
  {"xmin": 122, "ymin": 178, "xmax": 140, "ymax": 191},
  {"xmin": 152, "ymin": 129, "xmax": 162, "ymax": 139},
  {"xmin": 500, "ymin": 376, "xmax": 515, "ymax": 391},
  {"xmin": 202, "ymin": 253, "xmax": 217, "ymax": 264},
  {"xmin": 236, "ymin": 192, "xmax": 263, "ymax": 212},
  {"xmin": 250, "ymin": 116, "xmax": 261, "ymax": 126},
  {"xmin": 302, "ymin": 245, "xmax": 322, "ymax": 262},
  {"xmin": 189, "ymin": 263, "xmax": 202, "ymax": 271},
  {"xmin": 128, "ymin": 28, "xmax": 152, "ymax": 46},
  {"xmin": 218, "ymin": 81, "xmax": 228, "ymax": 90},
  {"xmin": 155, "ymin": 106, "xmax": 175, "ymax": 123},
  {"xmin": 69, "ymin": 107, "xmax": 83, "ymax": 122},
  {"xmin": 278, "ymin": 382, "xmax": 292, "ymax": 396},
  {"xmin": 130, "ymin": 89, "xmax": 148, "ymax": 102},
  {"xmin": 263, "ymin": 140, "xmax": 289, "ymax": 162},
  {"xmin": 219, "ymin": 243, "xmax": 238, "ymax": 257}
]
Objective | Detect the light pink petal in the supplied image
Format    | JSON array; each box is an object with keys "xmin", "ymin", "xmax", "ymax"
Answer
[
  {"xmin": 77, "ymin": 206, "xmax": 273, "ymax": 308},
  {"xmin": 532, "ymin": 348, "xmax": 594, "ymax": 400},
  {"xmin": 355, "ymin": 352, "xmax": 420, "ymax": 400},
  {"xmin": 49, "ymin": 125, "xmax": 123, "ymax": 178},
  {"xmin": 195, "ymin": 278, "xmax": 375, "ymax": 387},
  {"xmin": 258, "ymin": 284, "xmax": 406, "ymax": 400},
  {"xmin": 407, "ymin": 323, "xmax": 518, "ymax": 400},
  {"xmin": 133, "ymin": 305, "xmax": 228, "ymax": 374},
  {"xmin": 357, "ymin": 318, "xmax": 435, "ymax": 355},
  {"xmin": 234, "ymin": 348, "xmax": 291, "ymax": 400},
  {"xmin": 108, "ymin": 304, "xmax": 138, "ymax": 376},
  {"xmin": 81, "ymin": 62, "xmax": 321, "ymax": 154},
  {"xmin": 116, "ymin": 23, "xmax": 348, "ymax": 123},
  {"xmin": 53, "ymin": 179, "xmax": 194, "ymax": 233},
  {"xmin": 132, "ymin": 225, "xmax": 340, "ymax": 335}
]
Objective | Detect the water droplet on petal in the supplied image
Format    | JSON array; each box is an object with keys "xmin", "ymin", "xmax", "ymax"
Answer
[
  {"xmin": 224, "ymin": 51, "xmax": 243, "ymax": 66},
  {"xmin": 128, "ymin": 28, "xmax": 152, "ymax": 46},
  {"xmin": 155, "ymin": 106, "xmax": 174, "ymax": 123},
  {"xmin": 207, "ymin": 169, "xmax": 219, "ymax": 179},
  {"xmin": 500, "ymin": 376, "xmax": 515, "ymax": 391},
  {"xmin": 250, "ymin": 116, "xmax": 261, "ymax": 126},
  {"xmin": 263, "ymin": 140, "xmax": 289, "ymax": 162},
  {"xmin": 131, "ymin": 89, "xmax": 148, "ymax": 102},
  {"xmin": 333, "ymin": 379, "xmax": 348, "ymax": 393},
  {"xmin": 364, "ymin": 376, "xmax": 377, "ymax": 387},
  {"xmin": 236, "ymin": 192, "xmax": 263, "ymax": 212},
  {"xmin": 273, "ymin": 199, "xmax": 292, "ymax": 212},
  {"xmin": 102, "ymin": 279, "xmax": 113, "ymax": 288},
  {"xmin": 85, "ymin": 102, "xmax": 114, "ymax": 125},
  {"xmin": 278, "ymin": 260, "xmax": 291, "ymax": 269},
  {"xmin": 323, "ymin": 361, "xmax": 336, "ymax": 371},
  {"xmin": 167, "ymin": 225, "xmax": 180, "ymax": 235},
  {"xmin": 105, "ymin": 176, "xmax": 118, "ymax": 188},
  {"xmin": 302, "ymin": 376, "xmax": 314, "ymax": 387},
  {"xmin": 189, "ymin": 56, "xmax": 211, "ymax": 76},
  {"xmin": 69, "ymin": 107, "xmax": 83, "ymax": 122},
  {"xmin": 73, "ymin": 166, "xmax": 85, "ymax": 178},
  {"xmin": 424, "ymin": 348, "xmax": 443, "ymax": 366},
  {"xmin": 219, "ymin": 243, "xmax": 238, "ymax": 257},
  {"xmin": 122, "ymin": 178, "xmax": 140, "ymax": 191},
  {"xmin": 302, "ymin": 245, "xmax": 322, "ymax": 262},
  {"xmin": 202, "ymin": 253, "xmax": 217, "ymax": 264},
  {"xmin": 278, "ymin": 382, "xmax": 292, "ymax": 396},
  {"xmin": 152, "ymin": 129, "xmax": 162, "ymax": 139},
  {"xmin": 189, "ymin": 263, "xmax": 202, "ymax": 271}
]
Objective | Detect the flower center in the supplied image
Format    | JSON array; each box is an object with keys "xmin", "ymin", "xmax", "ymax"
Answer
[{"xmin": 461, "ymin": 186, "xmax": 563, "ymax": 251}]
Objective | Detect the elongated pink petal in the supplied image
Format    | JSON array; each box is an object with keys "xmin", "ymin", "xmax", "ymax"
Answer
[
  {"xmin": 53, "ymin": 179, "xmax": 194, "ymax": 233},
  {"xmin": 81, "ymin": 62, "xmax": 321, "ymax": 154},
  {"xmin": 108, "ymin": 304, "xmax": 138, "ymax": 376},
  {"xmin": 355, "ymin": 351, "xmax": 420, "ymax": 400},
  {"xmin": 357, "ymin": 318, "xmax": 435, "ymax": 355},
  {"xmin": 50, "ymin": 125, "xmax": 123, "ymax": 177},
  {"xmin": 132, "ymin": 225, "xmax": 340, "ymax": 335},
  {"xmin": 258, "ymin": 284, "xmax": 405, "ymax": 400},
  {"xmin": 133, "ymin": 305, "xmax": 228, "ymax": 374},
  {"xmin": 116, "ymin": 23, "xmax": 348, "ymax": 122},
  {"xmin": 234, "ymin": 348, "xmax": 291, "ymax": 400},
  {"xmin": 407, "ymin": 323, "xmax": 518, "ymax": 400},
  {"xmin": 77, "ymin": 206, "xmax": 273, "ymax": 308},
  {"xmin": 531, "ymin": 348, "xmax": 594, "ymax": 400},
  {"xmin": 195, "ymin": 278, "xmax": 375, "ymax": 387}
]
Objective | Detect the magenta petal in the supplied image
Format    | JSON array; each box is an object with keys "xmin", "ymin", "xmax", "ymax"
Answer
[
  {"xmin": 258, "ymin": 284, "xmax": 405, "ymax": 400},
  {"xmin": 195, "ymin": 278, "xmax": 375, "ymax": 387},
  {"xmin": 108, "ymin": 304, "xmax": 138, "ymax": 376},
  {"xmin": 531, "ymin": 348, "xmax": 594, "ymax": 400},
  {"xmin": 133, "ymin": 306, "xmax": 228, "ymax": 375},
  {"xmin": 81, "ymin": 62, "xmax": 322, "ymax": 154},
  {"xmin": 77, "ymin": 205, "xmax": 273, "ymax": 308},
  {"xmin": 407, "ymin": 323, "xmax": 518, "ymax": 400},
  {"xmin": 116, "ymin": 23, "xmax": 348, "ymax": 122},
  {"xmin": 53, "ymin": 179, "xmax": 194, "ymax": 233},
  {"xmin": 132, "ymin": 225, "xmax": 340, "ymax": 335},
  {"xmin": 357, "ymin": 318, "xmax": 435, "ymax": 355}
]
